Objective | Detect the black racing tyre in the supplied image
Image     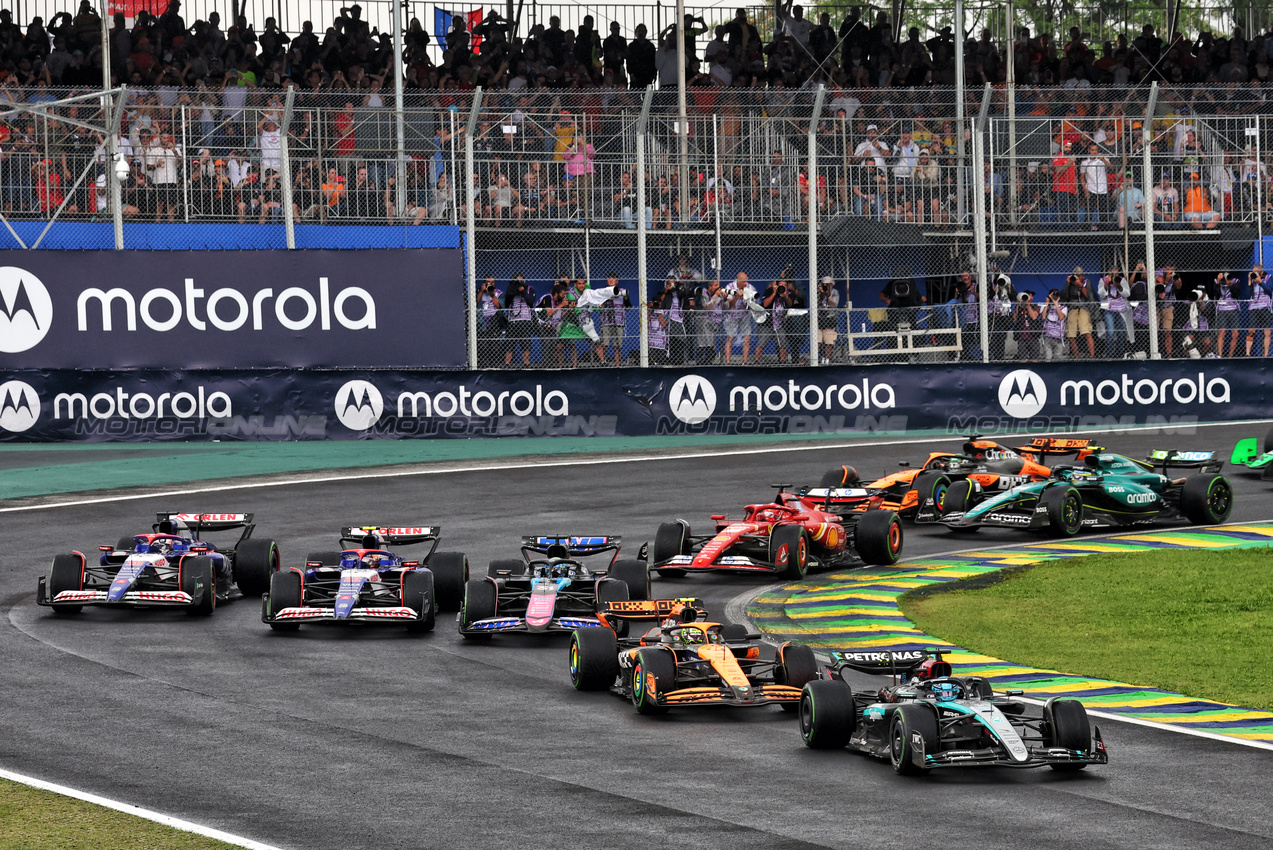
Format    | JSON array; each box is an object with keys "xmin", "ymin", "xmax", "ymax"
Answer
[
  {"xmin": 1044, "ymin": 698, "xmax": 1092, "ymax": 772},
  {"xmin": 305, "ymin": 551, "xmax": 345, "ymax": 567},
  {"xmin": 608, "ymin": 559, "xmax": 650, "ymax": 600},
  {"xmin": 1180, "ymin": 474, "xmax": 1234, "ymax": 525},
  {"xmin": 819, "ymin": 465, "xmax": 860, "ymax": 488},
  {"xmin": 266, "ymin": 570, "xmax": 302, "ymax": 631},
  {"xmin": 428, "ymin": 552, "xmax": 469, "ymax": 612},
  {"xmin": 1264, "ymin": 426, "xmax": 1273, "ymax": 455},
  {"xmin": 594, "ymin": 578, "xmax": 629, "ymax": 608},
  {"xmin": 912, "ymin": 472, "xmax": 952, "ymax": 517},
  {"xmin": 232, "ymin": 538, "xmax": 279, "ymax": 598},
  {"xmin": 487, "ymin": 558, "xmax": 526, "ymax": 578},
  {"xmin": 402, "ymin": 569, "xmax": 436, "ymax": 633},
  {"xmin": 48, "ymin": 553, "xmax": 85, "ymax": 614},
  {"xmin": 855, "ymin": 511, "xmax": 903, "ymax": 565},
  {"xmin": 943, "ymin": 478, "xmax": 976, "ymax": 513},
  {"xmin": 115, "ymin": 535, "xmax": 138, "ymax": 552},
  {"xmin": 631, "ymin": 648, "xmax": 675, "ymax": 715},
  {"xmin": 890, "ymin": 704, "xmax": 939, "ymax": 775},
  {"xmin": 776, "ymin": 643, "xmax": 818, "ymax": 711},
  {"xmin": 569, "ymin": 627, "xmax": 619, "ymax": 691},
  {"xmin": 1041, "ymin": 486, "xmax": 1084, "ymax": 537},
  {"xmin": 721, "ymin": 623, "xmax": 749, "ymax": 642},
  {"xmin": 770, "ymin": 525, "xmax": 809, "ymax": 580},
  {"xmin": 181, "ymin": 556, "xmax": 217, "ymax": 617},
  {"xmin": 800, "ymin": 680, "xmax": 856, "ymax": 749},
  {"xmin": 652, "ymin": 521, "xmax": 689, "ymax": 577},
  {"xmin": 460, "ymin": 579, "xmax": 499, "ymax": 640}
]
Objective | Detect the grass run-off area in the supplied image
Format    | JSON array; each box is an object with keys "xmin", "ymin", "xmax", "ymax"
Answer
[
  {"xmin": 901, "ymin": 548, "xmax": 1273, "ymax": 712},
  {"xmin": 0, "ymin": 778, "xmax": 236, "ymax": 850}
]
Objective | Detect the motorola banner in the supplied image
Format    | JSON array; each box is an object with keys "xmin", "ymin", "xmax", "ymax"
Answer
[
  {"xmin": 0, "ymin": 250, "xmax": 466, "ymax": 369},
  {"xmin": 0, "ymin": 362, "xmax": 1262, "ymax": 442}
]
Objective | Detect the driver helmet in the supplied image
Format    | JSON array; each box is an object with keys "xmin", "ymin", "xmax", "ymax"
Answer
[
  {"xmin": 930, "ymin": 680, "xmax": 962, "ymax": 701},
  {"xmin": 679, "ymin": 628, "xmax": 706, "ymax": 645},
  {"xmin": 149, "ymin": 537, "xmax": 175, "ymax": 555},
  {"xmin": 361, "ymin": 552, "xmax": 385, "ymax": 569}
]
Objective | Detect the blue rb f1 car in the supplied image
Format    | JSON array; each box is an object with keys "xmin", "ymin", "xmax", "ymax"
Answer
[
  {"xmin": 37, "ymin": 512, "xmax": 280, "ymax": 616},
  {"xmin": 262, "ymin": 526, "xmax": 469, "ymax": 633}
]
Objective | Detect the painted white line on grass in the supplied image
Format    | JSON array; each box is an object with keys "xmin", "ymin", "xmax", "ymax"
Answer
[
  {"xmin": 4, "ymin": 417, "xmax": 1267, "ymax": 515},
  {"xmin": 0, "ymin": 766, "xmax": 285, "ymax": 850}
]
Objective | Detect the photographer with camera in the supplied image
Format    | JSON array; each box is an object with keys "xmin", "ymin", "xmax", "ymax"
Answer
[
  {"xmin": 1214, "ymin": 270, "xmax": 1242, "ymax": 358},
  {"xmin": 1041, "ymin": 288, "xmax": 1069, "ymax": 360},
  {"xmin": 722, "ymin": 272, "xmax": 758, "ymax": 365},
  {"xmin": 503, "ymin": 274, "xmax": 537, "ymax": 367},
  {"xmin": 1013, "ymin": 289, "xmax": 1041, "ymax": 361},
  {"xmin": 880, "ymin": 267, "xmax": 925, "ymax": 354},
  {"xmin": 1128, "ymin": 261, "xmax": 1152, "ymax": 357},
  {"xmin": 1099, "ymin": 266, "xmax": 1133, "ymax": 359},
  {"xmin": 955, "ymin": 271, "xmax": 981, "ymax": 361},
  {"xmin": 759, "ymin": 265, "xmax": 799, "ymax": 364},
  {"xmin": 1180, "ymin": 281, "xmax": 1215, "ymax": 359},
  {"xmin": 648, "ymin": 286, "xmax": 670, "ymax": 365},
  {"xmin": 817, "ymin": 275, "xmax": 840, "ymax": 364},
  {"xmin": 1158, "ymin": 262, "xmax": 1186, "ymax": 357},
  {"xmin": 988, "ymin": 272, "xmax": 1016, "ymax": 360},
  {"xmin": 1061, "ymin": 266, "xmax": 1096, "ymax": 358},
  {"xmin": 478, "ymin": 275, "xmax": 506, "ymax": 366},
  {"xmin": 693, "ymin": 279, "xmax": 725, "ymax": 365},
  {"xmin": 1247, "ymin": 264, "xmax": 1273, "ymax": 356}
]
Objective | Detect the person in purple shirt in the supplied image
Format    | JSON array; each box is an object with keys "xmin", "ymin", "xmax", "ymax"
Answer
[
  {"xmin": 598, "ymin": 273, "xmax": 631, "ymax": 367},
  {"xmin": 502, "ymin": 274, "xmax": 536, "ymax": 366}
]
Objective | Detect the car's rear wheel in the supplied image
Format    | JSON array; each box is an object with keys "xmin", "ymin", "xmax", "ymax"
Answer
[
  {"xmin": 800, "ymin": 680, "xmax": 856, "ymax": 749},
  {"xmin": 819, "ymin": 465, "xmax": 860, "ymax": 488},
  {"xmin": 1044, "ymin": 698, "xmax": 1092, "ymax": 772},
  {"xmin": 770, "ymin": 525, "xmax": 809, "ymax": 580},
  {"xmin": 631, "ymin": 648, "xmax": 675, "ymax": 715},
  {"xmin": 1180, "ymin": 474, "xmax": 1234, "ymax": 525},
  {"xmin": 180, "ymin": 556, "xmax": 217, "ymax": 616},
  {"xmin": 47, "ymin": 553, "xmax": 85, "ymax": 614},
  {"xmin": 594, "ymin": 577, "xmax": 628, "ymax": 609},
  {"xmin": 776, "ymin": 642, "xmax": 818, "ymax": 711},
  {"xmin": 266, "ymin": 570, "xmax": 302, "ymax": 632},
  {"xmin": 1042, "ymin": 486, "xmax": 1084, "ymax": 537},
  {"xmin": 428, "ymin": 552, "xmax": 468, "ymax": 612},
  {"xmin": 652, "ymin": 521, "xmax": 689, "ymax": 578},
  {"xmin": 569, "ymin": 628, "xmax": 619, "ymax": 691},
  {"xmin": 232, "ymin": 538, "xmax": 279, "ymax": 598},
  {"xmin": 487, "ymin": 558, "xmax": 526, "ymax": 578},
  {"xmin": 402, "ymin": 569, "xmax": 436, "ymax": 633},
  {"xmin": 460, "ymin": 579, "xmax": 498, "ymax": 640},
  {"xmin": 115, "ymin": 535, "xmax": 137, "ymax": 553},
  {"xmin": 607, "ymin": 559, "xmax": 650, "ymax": 600},
  {"xmin": 890, "ymin": 704, "xmax": 938, "ymax": 775},
  {"xmin": 855, "ymin": 510, "xmax": 903, "ymax": 565}
]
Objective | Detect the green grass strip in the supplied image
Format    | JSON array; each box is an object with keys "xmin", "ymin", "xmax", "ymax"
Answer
[
  {"xmin": 901, "ymin": 548, "xmax": 1273, "ymax": 711},
  {"xmin": 0, "ymin": 778, "xmax": 237, "ymax": 849}
]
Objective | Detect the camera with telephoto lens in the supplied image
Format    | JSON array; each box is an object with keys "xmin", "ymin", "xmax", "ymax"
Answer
[
  {"xmin": 1154, "ymin": 283, "xmax": 1167, "ymax": 295},
  {"xmin": 1187, "ymin": 288, "xmax": 1208, "ymax": 302},
  {"xmin": 893, "ymin": 281, "xmax": 911, "ymax": 298},
  {"xmin": 994, "ymin": 273, "xmax": 1012, "ymax": 299},
  {"xmin": 1017, "ymin": 291, "xmax": 1031, "ymax": 302}
]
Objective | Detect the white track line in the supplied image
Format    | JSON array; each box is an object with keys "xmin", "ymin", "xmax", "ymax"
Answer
[
  {"xmin": 3, "ymin": 418, "xmax": 1267, "ymax": 514},
  {"xmin": 0, "ymin": 766, "xmax": 284, "ymax": 850}
]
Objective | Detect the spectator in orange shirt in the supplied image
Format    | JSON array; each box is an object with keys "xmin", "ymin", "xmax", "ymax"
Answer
[
  {"xmin": 321, "ymin": 166, "xmax": 346, "ymax": 220},
  {"xmin": 1182, "ymin": 171, "xmax": 1220, "ymax": 228},
  {"xmin": 1051, "ymin": 142, "xmax": 1078, "ymax": 223}
]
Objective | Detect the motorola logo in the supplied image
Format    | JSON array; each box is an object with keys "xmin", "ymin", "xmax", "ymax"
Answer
[
  {"xmin": 0, "ymin": 267, "xmax": 53, "ymax": 353},
  {"xmin": 334, "ymin": 380, "xmax": 383, "ymax": 430},
  {"xmin": 0, "ymin": 379, "xmax": 40, "ymax": 432},
  {"xmin": 668, "ymin": 374, "xmax": 717, "ymax": 424},
  {"xmin": 998, "ymin": 369, "xmax": 1047, "ymax": 418}
]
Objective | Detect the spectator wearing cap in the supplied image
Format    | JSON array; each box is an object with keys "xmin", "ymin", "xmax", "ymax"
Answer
[
  {"xmin": 816, "ymin": 275, "xmax": 840, "ymax": 363},
  {"xmin": 143, "ymin": 129, "xmax": 182, "ymax": 221},
  {"xmin": 891, "ymin": 127, "xmax": 920, "ymax": 222},
  {"xmin": 854, "ymin": 124, "xmax": 890, "ymax": 171},
  {"xmin": 1078, "ymin": 141, "xmax": 1111, "ymax": 229},
  {"xmin": 1115, "ymin": 170, "xmax": 1145, "ymax": 228},
  {"xmin": 1061, "ymin": 265, "xmax": 1096, "ymax": 358},
  {"xmin": 1183, "ymin": 171, "xmax": 1220, "ymax": 228},
  {"xmin": 1152, "ymin": 171, "xmax": 1181, "ymax": 228},
  {"xmin": 598, "ymin": 273, "xmax": 631, "ymax": 367},
  {"xmin": 1051, "ymin": 143, "xmax": 1079, "ymax": 225}
]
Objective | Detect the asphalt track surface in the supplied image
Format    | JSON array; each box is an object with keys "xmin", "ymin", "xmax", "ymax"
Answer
[{"xmin": 3, "ymin": 424, "xmax": 1273, "ymax": 850}]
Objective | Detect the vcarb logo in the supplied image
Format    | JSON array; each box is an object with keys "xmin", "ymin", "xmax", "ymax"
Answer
[
  {"xmin": 335, "ymin": 380, "xmax": 383, "ymax": 430},
  {"xmin": 998, "ymin": 369, "xmax": 1047, "ymax": 418},
  {"xmin": 0, "ymin": 267, "xmax": 53, "ymax": 353},
  {"xmin": 0, "ymin": 379, "xmax": 40, "ymax": 432},
  {"xmin": 76, "ymin": 278, "xmax": 375, "ymax": 334},
  {"xmin": 668, "ymin": 375, "xmax": 716, "ymax": 424}
]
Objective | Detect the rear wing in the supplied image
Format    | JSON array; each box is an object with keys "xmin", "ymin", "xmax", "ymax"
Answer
[
  {"xmin": 154, "ymin": 512, "xmax": 254, "ymax": 541},
  {"xmin": 520, "ymin": 535, "xmax": 622, "ymax": 562},
  {"xmin": 825, "ymin": 647, "xmax": 946, "ymax": 682},
  {"xmin": 1144, "ymin": 450, "xmax": 1224, "ymax": 473},
  {"xmin": 339, "ymin": 526, "xmax": 441, "ymax": 547},
  {"xmin": 1015, "ymin": 437, "xmax": 1093, "ymax": 458},
  {"xmin": 599, "ymin": 597, "xmax": 706, "ymax": 621}
]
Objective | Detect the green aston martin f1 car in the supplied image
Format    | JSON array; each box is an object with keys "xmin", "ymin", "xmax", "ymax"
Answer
[{"xmin": 1230, "ymin": 427, "xmax": 1273, "ymax": 481}]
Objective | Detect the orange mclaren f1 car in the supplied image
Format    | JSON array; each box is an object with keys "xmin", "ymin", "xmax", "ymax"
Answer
[
  {"xmin": 818, "ymin": 437, "xmax": 1096, "ymax": 522},
  {"xmin": 568, "ymin": 598, "xmax": 817, "ymax": 714}
]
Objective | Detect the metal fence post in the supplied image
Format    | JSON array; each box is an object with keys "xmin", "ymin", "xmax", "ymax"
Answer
[
  {"xmin": 464, "ymin": 88, "xmax": 483, "ymax": 371},
  {"xmin": 281, "ymin": 86, "xmax": 296, "ymax": 250},
  {"xmin": 393, "ymin": 0, "xmax": 407, "ymax": 220},
  {"xmin": 954, "ymin": 0, "xmax": 966, "ymax": 226},
  {"xmin": 1143, "ymin": 82, "xmax": 1160, "ymax": 360},
  {"xmin": 973, "ymin": 84, "xmax": 992, "ymax": 363},
  {"xmin": 637, "ymin": 87, "xmax": 653, "ymax": 368},
  {"xmin": 109, "ymin": 87, "xmax": 126, "ymax": 250},
  {"xmin": 807, "ymin": 84, "xmax": 826, "ymax": 366}
]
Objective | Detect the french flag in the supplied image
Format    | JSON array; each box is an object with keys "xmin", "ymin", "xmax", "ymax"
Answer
[{"xmin": 434, "ymin": 8, "xmax": 484, "ymax": 53}]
